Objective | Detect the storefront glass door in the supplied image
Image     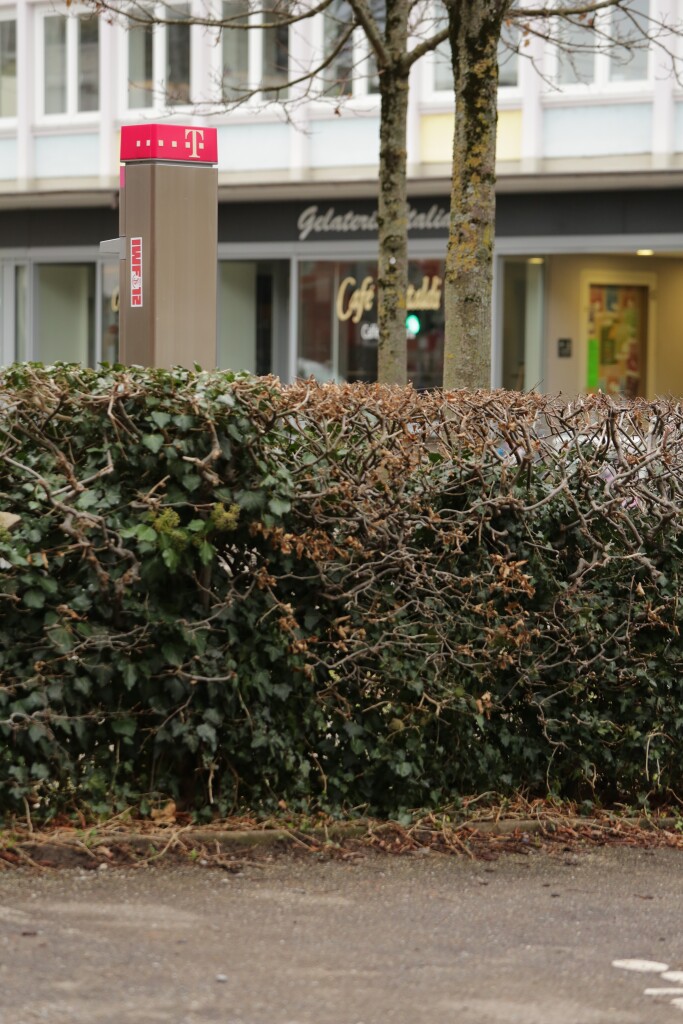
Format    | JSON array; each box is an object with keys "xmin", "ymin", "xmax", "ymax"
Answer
[{"xmin": 500, "ymin": 257, "xmax": 545, "ymax": 392}]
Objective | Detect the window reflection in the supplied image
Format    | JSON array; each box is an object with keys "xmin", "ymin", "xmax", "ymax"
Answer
[{"xmin": 298, "ymin": 259, "xmax": 445, "ymax": 389}]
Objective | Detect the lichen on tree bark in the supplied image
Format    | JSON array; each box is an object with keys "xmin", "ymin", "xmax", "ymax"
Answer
[
  {"xmin": 375, "ymin": 0, "xmax": 412, "ymax": 386},
  {"xmin": 443, "ymin": 0, "xmax": 510, "ymax": 390}
]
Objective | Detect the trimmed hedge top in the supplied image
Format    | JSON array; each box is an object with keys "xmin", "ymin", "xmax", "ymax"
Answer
[{"xmin": 1, "ymin": 363, "xmax": 683, "ymax": 821}]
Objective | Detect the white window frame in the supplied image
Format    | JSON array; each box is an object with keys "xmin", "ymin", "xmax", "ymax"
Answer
[
  {"xmin": 306, "ymin": 8, "xmax": 387, "ymax": 112},
  {"xmin": 35, "ymin": 6, "xmax": 100, "ymax": 124},
  {"xmin": 423, "ymin": 1, "xmax": 522, "ymax": 106},
  {"xmin": 119, "ymin": 1, "xmax": 197, "ymax": 116},
  {"xmin": 546, "ymin": 2, "xmax": 653, "ymax": 103},
  {"xmin": 203, "ymin": 0, "xmax": 311, "ymax": 116},
  {"xmin": 0, "ymin": 5, "xmax": 18, "ymax": 126}
]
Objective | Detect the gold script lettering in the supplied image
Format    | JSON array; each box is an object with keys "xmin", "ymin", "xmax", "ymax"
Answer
[
  {"xmin": 336, "ymin": 276, "xmax": 376, "ymax": 324},
  {"xmin": 335, "ymin": 275, "xmax": 442, "ymax": 322},
  {"xmin": 406, "ymin": 276, "xmax": 442, "ymax": 311}
]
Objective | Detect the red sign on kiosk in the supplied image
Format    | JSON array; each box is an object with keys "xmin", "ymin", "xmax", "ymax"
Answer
[
  {"xmin": 120, "ymin": 123, "xmax": 218, "ymax": 164},
  {"xmin": 130, "ymin": 237, "xmax": 143, "ymax": 307}
]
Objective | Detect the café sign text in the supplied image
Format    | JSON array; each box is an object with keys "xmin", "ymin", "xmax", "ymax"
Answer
[{"xmin": 336, "ymin": 275, "xmax": 443, "ymax": 324}]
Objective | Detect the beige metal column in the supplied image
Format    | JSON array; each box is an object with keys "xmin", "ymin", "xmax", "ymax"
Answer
[{"xmin": 117, "ymin": 123, "xmax": 218, "ymax": 370}]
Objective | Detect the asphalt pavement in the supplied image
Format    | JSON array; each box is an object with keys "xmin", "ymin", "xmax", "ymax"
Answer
[{"xmin": 1, "ymin": 845, "xmax": 683, "ymax": 1024}]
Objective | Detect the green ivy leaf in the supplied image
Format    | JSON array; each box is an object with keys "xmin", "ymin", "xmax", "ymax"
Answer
[
  {"xmin": 142, "ymin": 434, "xmax": 165, "ymax": 454},
  {"xmin": 111, "ymin": 717, "xmax": 137, "ymax": 738}
]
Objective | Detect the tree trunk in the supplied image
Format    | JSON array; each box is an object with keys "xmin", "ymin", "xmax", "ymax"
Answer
[
  {"xmin": 443, "ymin": 1, "xmax": 506, "ymax": 390},
  {"xmin": 376, "ymin": 0, "xmax": 410, "ymax": 385}
]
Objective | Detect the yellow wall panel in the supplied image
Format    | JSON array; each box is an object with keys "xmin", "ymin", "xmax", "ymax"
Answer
[{"xmin": 420, "ymin": 110, "xmax": 522, "ymax": 164}]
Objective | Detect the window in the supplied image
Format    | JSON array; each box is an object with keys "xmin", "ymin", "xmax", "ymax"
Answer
[
  {"xmin": 299, "ymin": 259, "xmax": 445, "ymax": 390},
  {"xmin": 33, "ymin": 264, "xmax": 96, "ymax": 366},
  {"xmin": 221, "ymin": 0, "xmax": 249, "ymax": 100},
  {"xmin": 433, "ymin": 3, "xmax": 518, "ymax": 92},
  {"xmin": 44, "ymin": 16, "xmax": 67, "ymax": 113},
  {"xmin": 0, "ymin": 14, "xmax": 17, "ymax": 118},
  {"xmin": 367, "ymin": 0, "xmax": 385, "ymax": 94},
  {"xmin": 128, "ymin": 17, "xmax": 153, "ymax": 108},
  {"xmin": 609, "ymin": 0, "xmax": 649, "ymax": 82},
  {"xmin": 166, "ymin": 4, "xmax": 190, "ymax": 105},
  {"xmin": 498, "ymin": 23, "xmax": 519, "ymax": 88},
  {"xmin": 321, "ymin": 0, "xmax": 354, "ymax": 97},
  {"xmin": 40, "ymin": 12, "xmax": 99, "ymax": 116},
  {"xmin": 78, "ymin": 16, "xmax": 99, "ymax": 110},
  {"xmin": 126, "ymin": 4, "xmax": 191, "ymax": 109},
  {"xmin": 261, "ymin": 4, "xmax": 289, "ymax": 97},
  {"xmin": 555, "ymin": 0, "xmax": 650, "ymax": 86}
]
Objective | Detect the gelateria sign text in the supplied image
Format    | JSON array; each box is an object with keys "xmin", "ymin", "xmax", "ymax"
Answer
[
  {"xmin": 297, "ymin": 203, "xmax": 449, "ymax": 242},
  {"xmin": 336, "ymin": 275, "xmax": 442, "ymax": 323}
]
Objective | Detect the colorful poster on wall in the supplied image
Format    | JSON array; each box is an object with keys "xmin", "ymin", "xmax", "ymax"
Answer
[{"xmin": 586, "ymin": 284, "xmax": 648, "ymax": 397}]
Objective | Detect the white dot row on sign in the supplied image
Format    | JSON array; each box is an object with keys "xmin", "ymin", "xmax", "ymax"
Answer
[{"xmin": 134, "ymin": 138, "xmax": 205, "ymax": 150}]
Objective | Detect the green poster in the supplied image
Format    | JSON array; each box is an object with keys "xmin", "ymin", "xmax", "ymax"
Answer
[{"xmin": 587, "ymin": 336, "xmax": 600, "ymax": 390}]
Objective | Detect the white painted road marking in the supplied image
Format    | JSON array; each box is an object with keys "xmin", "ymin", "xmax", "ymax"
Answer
[
  {"xmin": 612, "ymin": 958, "xmax": 683, "ymax": 1012},
  {"xmin": 612, "ymin": 959, "xmax": 670, "ymax": 973}
]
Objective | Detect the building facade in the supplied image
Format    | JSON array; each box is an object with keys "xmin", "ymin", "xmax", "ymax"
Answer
[{"xmin": 2, "ymin": 0, "xmax": 683, "ymax": 396}]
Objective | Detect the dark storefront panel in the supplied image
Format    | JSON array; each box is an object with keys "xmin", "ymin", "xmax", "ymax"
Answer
[{"xmin": 3, "ymin": 189, "xmax": 683, "ymax": 250}]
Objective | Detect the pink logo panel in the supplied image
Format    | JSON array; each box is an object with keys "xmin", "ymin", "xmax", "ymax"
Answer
[{"xmin": 120, "ymin": 124, "xmax": 218, "ymax": 164}]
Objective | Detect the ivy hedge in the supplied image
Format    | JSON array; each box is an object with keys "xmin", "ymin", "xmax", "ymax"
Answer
[{"xmin": 1, "ymin": 364, "xmax": 683, "ymax": 822}]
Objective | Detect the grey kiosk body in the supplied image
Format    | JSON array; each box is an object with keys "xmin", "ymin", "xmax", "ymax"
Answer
[{"xmin": 102, "ymin": 123, "xmax": 218, "ymax": 370}]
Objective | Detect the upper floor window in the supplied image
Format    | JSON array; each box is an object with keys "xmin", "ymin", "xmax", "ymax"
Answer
[
  {"xmin": 366, "ymin": 0, "xmax": 385, "ymax": 94},
  {"xmin": 556, "ymin": 0, "xmax": 650, "ymax": 86},
  {"xmin": 127, "ymin": 4, "xmax": 190, "ymax": 110},
  {"xmin": 221, "ymin": 0, "xmax": 249, "ymax": 100},
  {"xmin": 318, "ymin": 0, "xmax": 383, "ymax": 100},
  {"xmin": 0, "ymin": 12, "xmax": 17, "ymax": 118},
  {"xmin": 261, "ymin": 4, "xmax": 289, "ymax": 97},
  {"xmin": 217, "ymin": 0, "xmax": 288, "ymax": 103},
  {"xmin": 321, "ymin": 0, "xmax": 354, "ymax": 96},
  {"xmin": 432, "ymin": 4, "xmax": 519, "ymax": 92},
  {"xmin": 40, "ymin": 11, "xmax": 99, "ymax": 117}
]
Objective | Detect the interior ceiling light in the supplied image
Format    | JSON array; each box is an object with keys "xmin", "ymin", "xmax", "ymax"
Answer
[
  {"xmin": 528, "ymin": 257, "xmax": 544, "ymax": 265},
  {"xmin": 637, "ymin": 249, "xmax": 654, "ymax": 256}
]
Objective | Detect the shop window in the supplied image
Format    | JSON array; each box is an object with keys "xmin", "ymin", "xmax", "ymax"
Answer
[
  {"xmin": 298, "ymin": 259, "xmax": 444, "ymax": 390},
  {"xmin": 586, "ymin": 282, "xmax": 648, "ymax": 398},
  {"xmin": 33, "ymin": 265, "xmax": 96, "ymax": 366},
  {"xmin": 126, "ymin": 4, "xmax": 191, "ymax": 109},
  {"xmin": 218, "ymin": 261, "xmax": 275, "ymax": 375},
  {"xmin": 40, "ymin": 12, "xmax": 99, "ymax": 116},
  {"xmin": 501, "ymin": 258, "xmax": 544, "ymax": 393},
  {"xmin": 15, "ymin": 265, "xmax": 27, "ymax": 362},
  {"xmin": 0, "ymin": 13, "xmax": 17, "ymax": 118},
  {"xmin": 101, "ymin": 262, "xmax": 119, "ymax": 365}
]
